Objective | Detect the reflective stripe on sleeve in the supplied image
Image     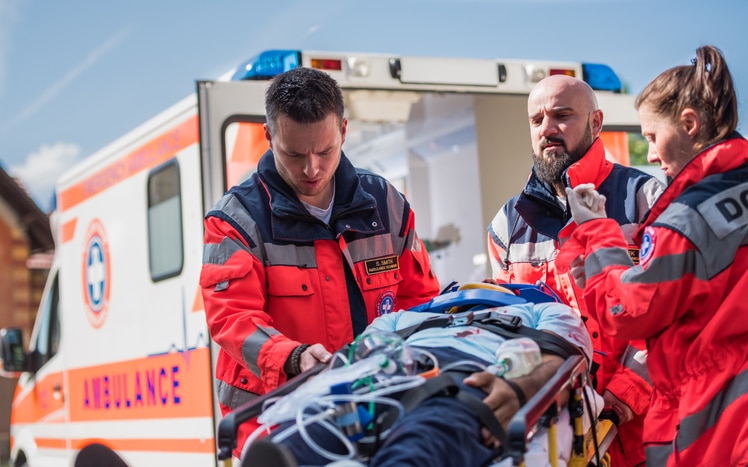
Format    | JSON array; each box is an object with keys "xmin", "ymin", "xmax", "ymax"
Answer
[
  {"xmin": 585, "ymin": 247, "xmax": 634, "ymax": 278},
  {"xmin": 210, "ymin": 194, "xmax": 268, "ymax": 262},
  {"xmin": 202, "ymin": 238, "xmax": 249, "ymax": 266},
  {"xmin": 215, "ymin": 379, "xmax": 258, "ymax": 410},
  {"xmin": 620, "ymin": 250, "xmax": 708, "ymax": 285},
  {"xmin": 242, "ymin": 325, "xmax": 280, "ymax": 377},
  {"xmin": 619, "ymin": 344, "xmax": 651, "ymax": 384},
  {"xmin": 645, "ymin": 443, "xmax": 673, "ymax": 466}
]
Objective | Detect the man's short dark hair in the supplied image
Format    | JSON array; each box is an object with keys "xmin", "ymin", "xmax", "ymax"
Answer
[{"xmin": 265, "ymin": 67, "xmax": 345, "ymax": 135}]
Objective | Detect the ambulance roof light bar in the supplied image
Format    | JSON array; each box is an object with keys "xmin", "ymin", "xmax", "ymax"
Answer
[{"xmin": 231, "ymin": 49, "xmax": 625, "ymax": 93}]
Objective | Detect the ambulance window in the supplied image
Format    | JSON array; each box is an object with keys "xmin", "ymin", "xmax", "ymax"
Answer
[
  {"xmin": 147, "ymin": 160, "xmax": 184, "ymax": 281},
  {"xmin": 34, "ymin": 273, "xmax": 60, "ymax": 364}
]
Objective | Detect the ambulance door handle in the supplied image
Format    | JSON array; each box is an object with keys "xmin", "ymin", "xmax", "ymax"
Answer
[{"xmin": 53, "ymin": 383, "xmax": 63, "ymax": 401}]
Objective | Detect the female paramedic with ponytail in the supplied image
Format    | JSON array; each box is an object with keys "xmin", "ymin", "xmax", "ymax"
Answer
[{"xmin": 559, "ymin": 45, "xmax": 748, "ymax": 466}]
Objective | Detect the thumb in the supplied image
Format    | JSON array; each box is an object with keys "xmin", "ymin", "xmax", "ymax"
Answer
[
  {"xmin": 309, "ymin": 344, "xmax": 332, "ymax": 363},
  {"xmin": 565, "ymin": 187, "xmax": 583, "ymax": 213}
]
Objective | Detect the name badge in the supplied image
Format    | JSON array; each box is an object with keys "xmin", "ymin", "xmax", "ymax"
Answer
[{"xmin": 364, "ymin": 256, "xmax": 400, "ymax": 275}]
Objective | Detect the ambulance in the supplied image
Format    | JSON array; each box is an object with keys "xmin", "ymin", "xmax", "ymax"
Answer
[{"xmin": 0, "ymin": 49, "xmax": 641, "ymax": 466}]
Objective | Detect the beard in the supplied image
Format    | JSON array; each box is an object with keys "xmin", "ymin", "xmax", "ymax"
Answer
[{"xmin": 532, "ymin": 124, "xmax": 594, "ymax": 184}]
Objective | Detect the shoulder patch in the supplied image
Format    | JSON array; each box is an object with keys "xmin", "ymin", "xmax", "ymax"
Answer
[{"xmin": 639, "ymin": 228, "xmax": 655, "ymax": 265}]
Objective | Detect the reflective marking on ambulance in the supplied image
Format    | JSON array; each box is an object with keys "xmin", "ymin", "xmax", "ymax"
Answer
[{"xmin": 58, "ymin": 115, "xmax": 198, "ymax": 213}]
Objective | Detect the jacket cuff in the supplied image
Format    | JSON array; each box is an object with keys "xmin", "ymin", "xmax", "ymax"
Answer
[
  {"xmin": 261, "ymin": 338, "xmax": 300, "ymax": 391},
  {"xmin": 605, "ymin": 368, "xmax": 652, "ymax": 415}
]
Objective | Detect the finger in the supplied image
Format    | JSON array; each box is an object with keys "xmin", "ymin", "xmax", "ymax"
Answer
[
  {"xmin": 463, "ymin": 371, "xmax": 495, "ymax": 390},
  {"xmin": 308, "ymin": 344, "xmax": 332, "ymax": 363},
  {"xmin": 481, "ymin": 428, "xmax": 501, "ymax": 449},
  {"xmin": 596, "ymin": 194, "xmax": 607, "ymax": 212},
  {"xmin": 463, "ymin": 371, "xmax": 506, "ymax": 409}
]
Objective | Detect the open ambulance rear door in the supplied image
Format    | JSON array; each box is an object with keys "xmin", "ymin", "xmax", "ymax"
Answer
[{"xmin": 197, "ymin": 50, "xmax": 641, "ymax": 284}]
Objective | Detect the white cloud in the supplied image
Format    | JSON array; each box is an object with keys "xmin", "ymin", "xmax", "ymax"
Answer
[{"xmin": 10, "ymin": 142, "xmax": 81, "ymax": 210}]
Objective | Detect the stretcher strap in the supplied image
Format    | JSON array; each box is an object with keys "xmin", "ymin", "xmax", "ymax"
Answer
[
  {"xmin": 455, "ymin": 389, "xmax": 508, "ymax": 451},
  {"xmin": 387, "ymin": 373, "xmax": 508, "ymax": 450},
  {"xmin": 472, "ymin": 321, "xmax": 583, "ymax": 361}
]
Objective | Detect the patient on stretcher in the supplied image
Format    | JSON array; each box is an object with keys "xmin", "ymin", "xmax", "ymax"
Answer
[{"xmin": 240, "ymin": 287, "xmax": 598, "ymax": 467}]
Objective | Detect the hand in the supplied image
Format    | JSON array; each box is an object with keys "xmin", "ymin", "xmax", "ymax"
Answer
[
  {"xmin": 570, "ymin": 254, "xmax": 586, "ymax": 288},
  {"xmin": 299, "ymin": 344, "xmax": 332, "ymax": 372},
  {"xmin": 603, "ymin": 390, "xmax": 634, "ymax": 425},
  {"xmin": 565, "ymin": 183, "xmax": 607, "ymax": 225},
  {"xmin": 463, "ymin": 371, "xmax": 522, "ymax": 448}
]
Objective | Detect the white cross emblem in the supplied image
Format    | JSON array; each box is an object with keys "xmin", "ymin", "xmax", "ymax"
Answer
[{"xmin": 86, "ymin": 238, "xmax": 107, "ymax": 311}]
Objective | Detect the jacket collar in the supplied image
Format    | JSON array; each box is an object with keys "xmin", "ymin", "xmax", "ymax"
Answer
[
  {"xmin": 256, "ymin": 150, "xmax": 382, "ymax": 240},
  {"xmin": 563, "ymin": 137, "xmax": 614, "ymax": 189},
  {"xmin": 522, "ymin": 137, "xmax": 612, "ymax": 207},
  {"xmin": 517, "ymin": 138, "xmax": 612, "ymax": 239}
]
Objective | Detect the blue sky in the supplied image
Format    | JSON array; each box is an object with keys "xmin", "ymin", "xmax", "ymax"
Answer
[{"xmin": 1, "ymin": 0, "xmax": 747, "ymax": 212}]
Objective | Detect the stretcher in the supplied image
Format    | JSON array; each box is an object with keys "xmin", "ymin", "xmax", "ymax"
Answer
[{"xmin": 216, "ymin": 283, "xmax": 619, "ymax": 467}]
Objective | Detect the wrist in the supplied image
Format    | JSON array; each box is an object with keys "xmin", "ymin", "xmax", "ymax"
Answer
[
  {"xmin": 284, "ymin": 344, "xmax": 311, "ymax": 377},
  {"xmin": 502, "ymin": 377, "xmax": 527, "ymax": 407}
]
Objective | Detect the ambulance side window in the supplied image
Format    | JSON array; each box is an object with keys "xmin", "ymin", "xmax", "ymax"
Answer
[
  {"xmin": 147, "ymin": 160, "xmax": 184, "ymax": 281},
  {"xmin": 34, "ymin": 272, "xmax": 60, "ymax": 367}
]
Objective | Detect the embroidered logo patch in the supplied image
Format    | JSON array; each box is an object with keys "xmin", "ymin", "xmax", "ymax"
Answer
[
  {"xmin": 376, "ymin": 291, "xmax": 396, "ymax": 316},
  {"xmin": 364, "ymin": 255, "xmax": 399, "ymax": 275},
  {"xmin": 639, "ymin": 228, "xmax": 655, "ymax": 265}
]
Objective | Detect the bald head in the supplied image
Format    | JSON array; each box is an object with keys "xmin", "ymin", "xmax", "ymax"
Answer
[
  {"xmin": 526, "ymin": 75, "xmax": 604, "ymax": 192},
  {"xmin": 528, "ymin": 75, "xmax": 599, "ymax": 117}
]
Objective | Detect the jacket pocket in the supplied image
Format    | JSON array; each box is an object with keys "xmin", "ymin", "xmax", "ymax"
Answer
[
  {"xmin": 360, "ymin": 269, "xmax": 403, "ymax": 291},
  {"xmin": 267, "ymin": 266, "xmax": 315, "ymax": 297}
]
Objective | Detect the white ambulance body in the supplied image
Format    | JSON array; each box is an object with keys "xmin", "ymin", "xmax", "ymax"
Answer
[{"xmin": 0, "ymin": 49, "xmax": 640, "ymax": 466}]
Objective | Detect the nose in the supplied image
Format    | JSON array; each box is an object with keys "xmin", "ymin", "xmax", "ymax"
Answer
[
  {"xmin": 646, "ymin": 145, "xmax": 659, "ymax": 165},
  {"xmin": 538, "ymin": 117, "xmax": 557, "ymax": 138},
  {"xmin": 303, "ymin": 154, "xmax": 320, "ymax": 177}
]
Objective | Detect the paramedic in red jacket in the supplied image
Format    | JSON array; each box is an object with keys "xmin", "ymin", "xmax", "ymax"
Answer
[
  {"xmin": 199, "ymin": 67, "xmax": 440, "ymax": 456},
  {"xmin": 562, "ymin": 45, "xmax": 748, "ymax": 466},
  {"xmin": 487, "ymin": 74, "xmax": 664, "ymax": 466}
]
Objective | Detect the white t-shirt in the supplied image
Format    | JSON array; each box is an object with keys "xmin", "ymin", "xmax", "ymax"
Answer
[{"xmin": 301, "ymin": 182, "xmax": 335, "ymax": 224}]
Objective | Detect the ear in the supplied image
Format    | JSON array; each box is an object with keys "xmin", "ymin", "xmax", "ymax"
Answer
[
  {"xmin": 680, "ymin": 108, "xmax": 700, "ymax": 138},
  {"xmin": 340, "ymin": 117, "xmax": 348, "ymax": 145},
  {"xmin": 263, "ymin": 123, "xmax": 273, "ymax": 148},
  {"xmin": 590, "ymin": 109, "xmax": 604, "ymax": 137}
]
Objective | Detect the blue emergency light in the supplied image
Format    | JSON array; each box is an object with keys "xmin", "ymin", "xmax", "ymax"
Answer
[
  {"xmin": 231, "ymin": 50, "xmax": 300, "ymax": 81},
  {"xmin": 583, "ymin": 63, "xmax": 623, "ymax": 93}
]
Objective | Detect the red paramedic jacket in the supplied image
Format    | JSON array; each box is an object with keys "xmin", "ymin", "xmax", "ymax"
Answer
[
  {"xmin": 559, "ymin": 134, "xmax": 748, "ymax": 466},
  {"xmin": 200, "ymin": 151, "xmax": 440, "ymax": 455}
]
